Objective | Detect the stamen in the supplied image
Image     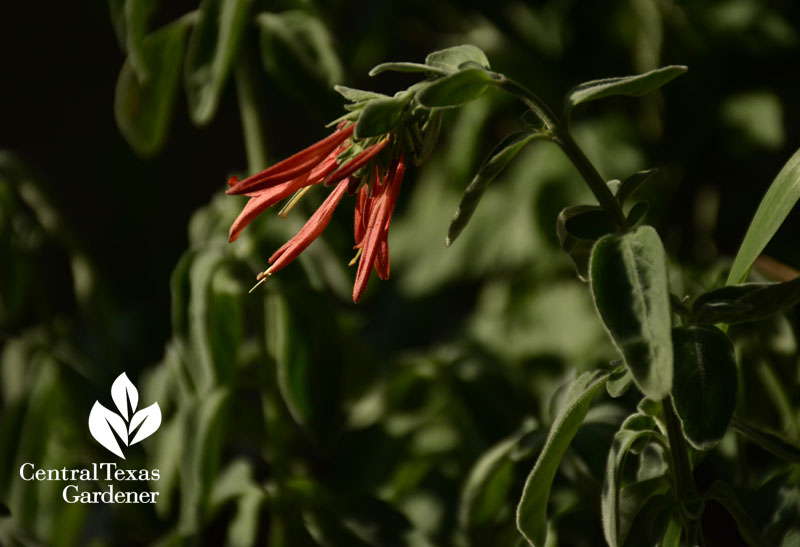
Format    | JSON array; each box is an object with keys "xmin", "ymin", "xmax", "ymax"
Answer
[
  {"xmin": 249, "ymin": 271, "xmax": 271, "ymax": 293},
  {"xmin": 348, "ymin": 247, "xmax": 364, "ymax": 266},
  {"xmin": 278, "ymin": 186, "xmax": 313, "ymax": 218}
]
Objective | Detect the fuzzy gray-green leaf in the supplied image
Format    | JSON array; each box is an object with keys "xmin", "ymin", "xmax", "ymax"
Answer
[
  {"xmin": 425, "ymin": 44, "xmax": 490, "ymax": 72},
  {"xmin": 693, "ymin": 276, "xmax": 800, "ymax": 324},
  {"xmin": 354, "ymin": 97, "xmax": 407, "ymax": 139},
  {"xmin": 557, "ymin": 205, "xmax": 618, "ymax": 280},
  {"xmin": 184, "ymin": 0, "xmax": 252, "ymax": 125},
  {"xmin": 671, "ymin": 325, "xmax": 737, "ymax": 450},
  {"xmin": 565, "ymin": 66, "xmax": 687, "ymax": 118},
  {"xmin": 369, "ymin": 62, "xmax": 446, "ymax": 77},
  {"xmin": 516, "ymin": 370, "xmax": 609, "ymax": 547},
  {"xmin": 589, "ymin": 226, "xmax": 673, "ymax": 399},
  {"xmin": 447, "ymin": 131, "xmax": 543, "ymax": 246},
  {"xmin": 416, "ymin": 68, "xmax": 494, "ymax": 109},
  {"xmin": 115, "ymin": 19, "xmax": 189, "ymax": 158}
]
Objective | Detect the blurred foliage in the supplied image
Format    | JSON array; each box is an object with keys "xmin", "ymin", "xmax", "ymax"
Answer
[{"xmin": 2, "ymin": 0, "xmax": 800, "ymax": 546}]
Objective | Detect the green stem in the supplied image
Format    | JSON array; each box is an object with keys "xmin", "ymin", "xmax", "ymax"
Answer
[
  {"xmin": 664, "ymin": 398, "xmax": 695, "ymax": 499},
  {"xmin": 555, "ymin": 132, "xmax": 629, "ymax": 229},
  {"xmin": 234, "ymin": 49, "xmax": 269, "ymax": 173},
  {"xmin": 664, "ymin": 396, "xmax": 705, "ymax": 544},
  {"xmin": 494, "ymin": 75, "xmax": 628, "ymax": 229}
]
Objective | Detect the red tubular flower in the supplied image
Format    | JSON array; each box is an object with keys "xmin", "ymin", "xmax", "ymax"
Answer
[
  {"xmin": 227, "ymin": 123, "xmax": 406, "ymax": 302},
  {"xmin": 352, "ymin": 157, "xmax": 405, "ymax": 302}
]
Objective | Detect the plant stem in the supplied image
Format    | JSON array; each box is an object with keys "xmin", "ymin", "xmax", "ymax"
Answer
[
  {"xmin": 554, "ymin": 131, "xmax": 629, "ymax": 229},
  {"xmin": 494, "ymin": 75, "xmax": 628, "ymax": 229},
  {"xmin": 664, "ymin": 398, "xmax": 695, "ymax": 498},
  {"xmin": 664, "ymin": 396, "xmax": 705, "ymax": 544},
  {"xmin": 234, "ymin": 48, "xmax": 269, "ymax": 173}
]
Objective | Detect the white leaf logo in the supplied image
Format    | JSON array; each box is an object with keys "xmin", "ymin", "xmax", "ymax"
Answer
[{"xmin": 88, "ymin": 372, "xmax": 161, "ymax": 459}]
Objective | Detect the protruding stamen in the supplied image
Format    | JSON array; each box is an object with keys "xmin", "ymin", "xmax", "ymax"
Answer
[
  {"xmin": 278, "ymin": 186, "xmax": 313, "ymax": 218},
  {"xmin": 348, "ymin": 247, "xmax": 364, "ymax": 266},
  {"xmin": 249, "ymin": 272, "xmax": 271, "ymax": 293}
]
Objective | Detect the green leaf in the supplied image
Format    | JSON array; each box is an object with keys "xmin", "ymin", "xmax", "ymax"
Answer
[
  {"xmin": 107, "ymin": 0, "xmax": 127, "ymax": 50},
  {"xmin": 115, "ymin": 18, "xmax": 189, "ymax": 157},
  {"xmin": 354, "ymin": 97, "xmax": 407, "ymax": 139},
  {"xmin": 637, "ymin": 442, "xmax": 669, "ymax": 482},
  {"xmin": 369, "ymin": 62, "xmax": 446, "ymax": 77},
  {"xmin": 124, "ymin": 0, "xmax": 159, "ymax": 80},
  {"xmin": 602, "ymin": 414, "xmax": 667, "ymax": 547},
  {"xmin": 731, "ymin": 417, "xmax": 800, "ymax": 464},
  {"xmin": 607, "ymin": 364, "xmax": 633, "ymax": 398},
  {"xmin": 447, "ymin": 131, "xmax": 543, "ymax": 246},
  {"xmin": 516, "ymin": 370, "xmax": 609, "ymax": 547},
  {"xmin": 727, "ymin": 146, "xmax": 800, "ymax": 285},
  {"xmin": 415, "ymin": 111, "xmax": 442, "ymax": 166},
  {"xmin": 703, "ymin": 481, "xmax": 769, "ymax": 547},
  {"xmin": 179, "ymin": 388, "xmax": 231, "ymax": 534},
  {"xmin": 626, "ymin": 201, "xmax": 649, "ymax": 228},
  {"xmin": 619, "ymin": 478, "xmax": 671, "ymax": 544},
  {"xmin": 617, "ymin": 169, "xmax": 657, "ymax": 205},
  {"xmin": 565, "ymin": 66, "xmax": 687, "ymax": 118},
  {"xmin": 671, "ymin": 325, "xmax": 737, "ymax": 450},
  {"xmin": 620, "ymin": 495, "xmax": 676, "ymax": 547},
  {"xmin": 416, "ymin": 68, "xmax": 495, "ymax": 109},
  {"xmin": 265, "ymin": 289, "xmax": 349, "ymax": 440},
  {"xmin": 461, "ymin": 425, "xmax": 535, "ymax": 529},
  {"xmin": 184, "ymin": 0, "xmax": 252, "ymax": 125},
  {"xmin": 425, "ymin": 44, "xmax": 490, "ymax": 72},
  {"xmin": 188, "ymin": 250, "xmax": 236, "ymax": 391},
  {"xmin": 557, "ymin": 205, "xmax": 618, "ymax": 280},
  {"xmin": 660, "ymin": 518, "xmax": 683, "ymax": 547},
  {"xmin": 694, "ymin": 276, "xmax": 800, "ymax": 324},
  {"xmin": 334, "ymin": 85, "xmax": 388, "ymax": 103},
  {"xmin": 258, "ymin": 11, "xmax": 344, "ymax": 106},
  {"xmin": 590, "ymin": 226, "xmax": 673, "ymax": 400}
]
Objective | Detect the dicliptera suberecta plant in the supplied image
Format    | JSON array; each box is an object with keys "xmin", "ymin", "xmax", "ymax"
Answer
[{"xmin": 283, "ymin": 45, "xmax": 800, "ymax": 546}]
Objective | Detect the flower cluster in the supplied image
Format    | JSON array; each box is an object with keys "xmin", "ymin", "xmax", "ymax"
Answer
[{"xmin": 226, "ymin": 123, "xmax": 405, "ymax": 302}]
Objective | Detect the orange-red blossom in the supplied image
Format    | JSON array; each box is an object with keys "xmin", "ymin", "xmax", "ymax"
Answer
[{"xmin": 226, "ymin": 123, "xmax": 405, "ymax": 302}]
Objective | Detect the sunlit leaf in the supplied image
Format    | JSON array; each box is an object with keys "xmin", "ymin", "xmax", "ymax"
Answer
[
  {"xmin": 590, "ymin": 226, "xmax": 673, "ymax": 399},
  {"xmin": 516, "ymin": 370, "xmax": 609, "ymax": 547},
  {"xmin": 565, "ymin": 65, "xmax": 687, "ymax": 118},
  {"xmin": 369, "ymin": 62, "xmax": 446, "ymax": 77},
  {"xmin": 727, "ymin": 146, "xmax": 800, "ymax": 285},
  {"xmin": 425, "ymin": 44, "xmax": 490, "ymax": 72},
  {"xmin": 416, "ymin": 68, "xmax": 495, "ymax": 109},
  {"xmin": 334, "ymin": 85, "xmax": 388, "ymax": 103}
]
